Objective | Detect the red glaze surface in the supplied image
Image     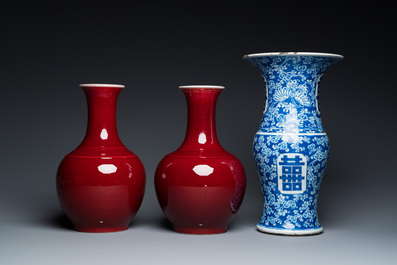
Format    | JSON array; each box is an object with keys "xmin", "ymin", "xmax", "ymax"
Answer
[
  {"xmin": 57, "ymin": 84, "xmax": 145, "ymax": 233},
  {"xmin": 155, "ymin": 86, "xmax": 246, "ymax": 234}
]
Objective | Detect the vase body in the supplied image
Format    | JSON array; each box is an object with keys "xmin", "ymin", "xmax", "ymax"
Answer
[
  {"xmin": 155, "ymin": 85, "xmax": 246, "ymax": 234},
  {"xmin": 244, "ymin": 52, "xmax": 343, "ymax": 235},
  {"xmin": 56, "ymin": 84, "xmax": 146, "ymax": 233}
]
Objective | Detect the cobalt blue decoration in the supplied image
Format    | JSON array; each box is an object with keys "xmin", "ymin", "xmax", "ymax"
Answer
[{"xmin": 244, "ymin": 52, "xmax": 343, "ymax": 235}]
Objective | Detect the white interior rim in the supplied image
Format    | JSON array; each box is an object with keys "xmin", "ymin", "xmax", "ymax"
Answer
[
  {"xmin": 80, "ymin": 84, "xmax": 125, "ymax": 88},
  {"xmin": 243, "ymin": 52, "xmax": 343, "ymax": 59},
  {"xmin": 179, "ymin": 85, "xmax": 225, "ymax": 89}
]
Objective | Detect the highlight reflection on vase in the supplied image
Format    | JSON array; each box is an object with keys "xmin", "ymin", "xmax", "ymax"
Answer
[
  {"xmin": 155, "ymin": 85, "xmax": 246, "ymax": 234},
  {"xmin": 56, "ymin": 84, "xmax": 146, "ymax": 233},
  {"xmin": 244, "ymin": 52, "xmax": 343, "ymax": 235}
]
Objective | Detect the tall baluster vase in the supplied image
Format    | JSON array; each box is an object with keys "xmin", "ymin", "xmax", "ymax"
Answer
[
  {"xmin": 56, "ymin": 84, "xmax": 146, "ymax": 232},
  {"xmin": 244, "ymin": 52, "xmax": 343, "ymax": 235},
  {"xmin": 155, "ymin": 85, "xmax": 246, "ymax": 234}
]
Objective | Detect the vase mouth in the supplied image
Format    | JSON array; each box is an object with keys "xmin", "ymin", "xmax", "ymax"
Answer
[
  {"xmin": 179, "ymin": 85, "xmax": 225, "ymax": 90},
  {"xmin": 243, "ymin": 52, "xmax": 344, "ymax": 59},
  {"xmin": 79, "ymin": 83, "xmax": 125, "ymax": 88}
]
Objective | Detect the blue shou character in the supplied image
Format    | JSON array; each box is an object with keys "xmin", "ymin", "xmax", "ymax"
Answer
[{"xmin": 277, "ymin": 154, "xmax": 307, "ymax": 194}]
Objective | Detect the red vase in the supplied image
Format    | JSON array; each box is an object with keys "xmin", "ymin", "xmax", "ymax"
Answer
[
  {"xmin": 56, "ymin": 84, "xmax": 146, "ymax": 233},
  {"xmin": 155, "ymin": 85, "xmax": 246, "ymax": 234}
]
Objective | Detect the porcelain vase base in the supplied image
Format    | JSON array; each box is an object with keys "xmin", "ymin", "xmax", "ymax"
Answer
[
  {"xmin": 74, "ymin": 225, "xmax": 129, "ymax": 233},
  {"xmin": 173, "ymin": 227, "xmax": 227, "ymax": 235},
  {"xmin": 257, "ymin": 224, "xmax": 323, "ymax": 236}
]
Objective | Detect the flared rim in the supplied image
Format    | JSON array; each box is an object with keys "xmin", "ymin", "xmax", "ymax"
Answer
[
  {"xmin": 179, "ymin": 85, "xmax": 225, "ymax": 90},
  {"xmin": 243, "ymin": 52, "xmax": 344, "ymax": 59},
  {"xmin": 79, "ymin": 83, "xmax": 125, "ymax": 88}
]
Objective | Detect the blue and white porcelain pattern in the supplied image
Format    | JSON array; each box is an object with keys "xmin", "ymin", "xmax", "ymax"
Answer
[{"xmin": 244, "ymin": 52, "xmax": 343, "ymax": 235}]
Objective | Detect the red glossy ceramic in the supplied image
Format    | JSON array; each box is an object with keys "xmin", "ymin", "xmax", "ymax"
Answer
[
  {"xmin": 155, "ymin": 85, "xmax": 246, "ymax": 234},
  {"xmin": 56, "ymin": 84, "xmax": 146, "ymax": 233}
]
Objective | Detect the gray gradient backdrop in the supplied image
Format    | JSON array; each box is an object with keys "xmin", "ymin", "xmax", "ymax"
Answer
[{"xmin": 1, "ymin": 1, "xmax": 396, "ymax": 264}]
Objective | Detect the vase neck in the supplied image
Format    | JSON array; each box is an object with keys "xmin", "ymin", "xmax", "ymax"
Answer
[
  {"xmin": 245, "ymin": 54, "xmax": 342, "ymax": 133},
  {"xmin": 79, "ymin": 85, "xmax": 124, "ymax": 148},
  {"xmin": 178, "ymin": 88, "xmax": 223, "ymax": 151}
]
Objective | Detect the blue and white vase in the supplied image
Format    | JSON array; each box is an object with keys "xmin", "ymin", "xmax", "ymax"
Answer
[{"xmin": 243, "ymin": 52, "xmax": 343, "ymax": 235}]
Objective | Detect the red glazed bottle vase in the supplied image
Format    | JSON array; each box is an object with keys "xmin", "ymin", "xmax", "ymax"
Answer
[
  {"xmin": 155, "ymin": 85, "xmax": 246, "ymax": 234},
  {"xmin": 56, "ymin": 84, "xmax": 146, "ymax": 233}
]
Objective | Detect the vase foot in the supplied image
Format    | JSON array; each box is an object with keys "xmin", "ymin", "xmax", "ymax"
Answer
[
  {"xmin": 173, "ymin": 227, "xmax": 227, "ymax": 235},
  {"xmin": 74, "ymin": 225, "xmax": 128, "ymax": 233},
  {"xmin": 257, "ymin": 224, "xmax": 323, "ymax": 236}
]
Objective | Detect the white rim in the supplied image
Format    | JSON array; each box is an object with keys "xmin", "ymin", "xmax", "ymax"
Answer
[
  {"xmin": 243, "ymin": 52, "xmax": 343, "ymax": 59},
  {"xmin": 80, "ymin": 84, "xmax": 125, "ymax": 88},
  {"xmin": 257, "ymin": 225, "xmax": 323, "ymax": 235},
  {"xmin": 179, "ymin": 85, "xmax": 225, "ymax": 89}
]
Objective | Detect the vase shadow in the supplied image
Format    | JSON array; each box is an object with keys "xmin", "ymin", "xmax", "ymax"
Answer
[
  {"xmin": 153, "ymin": 217, "xmax": 173, "ymax": 231},
  {"xmin": 46, "ymin": 212, "xmax": 74, "ymax": 230},
  {"xmin": 45, "ymin": 211, "xmax": 173, "ymax": 232}
]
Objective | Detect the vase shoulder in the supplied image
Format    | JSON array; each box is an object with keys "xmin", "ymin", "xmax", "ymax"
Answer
[
  {"xmin": 166, "ymin": 148, "xmax": 238, "ymax": 159},
  {"xmin": 66, "ymin": 146, "xmax": 138, "ymax": 158}
]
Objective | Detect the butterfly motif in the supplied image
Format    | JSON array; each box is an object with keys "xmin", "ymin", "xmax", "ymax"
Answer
[{"xmin": 273, "ymin": 81, "xmax": 311, "ymax": 107}]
